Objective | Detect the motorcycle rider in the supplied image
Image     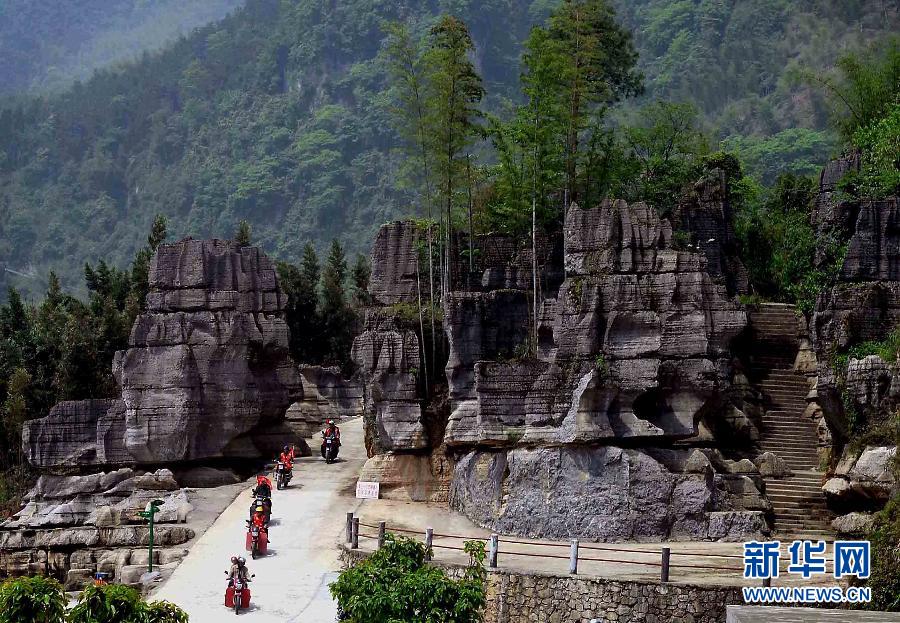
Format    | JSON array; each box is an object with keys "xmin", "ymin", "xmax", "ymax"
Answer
[
  {"xmin": 253, "ymin": 473, "xmax": 272, "ymax": 498},
  {"xmin": 250, "ymin": 502, "xmax": 269, "ymax": 529},
  {"xmin": 278, "ymin": 445, "xmax": 295, "ymax": 483},
  {"xmin": 321, "ymin": 419, "xmax": 341, "ymax": 459},
  {"xmin": 228, "ymin": 556, "xmax": 250, "ymax": 586}
]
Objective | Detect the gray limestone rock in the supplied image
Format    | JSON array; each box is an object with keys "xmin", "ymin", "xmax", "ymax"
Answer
[
  {"xmin": 351, "ymin": 311, "xmax": 425, "ymax": 453},
  {"xmin": 753, "ymin": 452, "xmax": 793, "ymax": 478},
  {"xmin": 450, "ymin": 446, "xmax": 767, "ymax": 542},
  {"xmin": 24, "ymin": 239, "xmax": 303, "ymax": 467},
  {"xmin": 832, "ymin": 512, "xmax": 875, "ymax": 536}
]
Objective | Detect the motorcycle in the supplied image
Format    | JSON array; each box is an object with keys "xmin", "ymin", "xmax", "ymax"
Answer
[
  {"xmin": 245, "ymin": 520, "xmax": 268, "ymax": 559},
  {"xmin": 274, "ymin": 461, "xmax": 291, "ymax": 490},
  {"xmin": 224, "ymin": 571, "xmax": 255, "ymax": 614},
  {"xmin": 321, "ymin": 434, "xmax": 340, "ymax": 464}
]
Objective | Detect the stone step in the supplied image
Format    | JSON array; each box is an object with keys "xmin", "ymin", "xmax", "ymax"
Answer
[
  {"xmin": 767, "ymin": 483, "xmax": 825, "ymax": 491},
  {"xmin": 766, "ymin": 475, "xmax": 825, "ymax": 484},
  {"xmin": 766, "ymin": 484, "xmax": 825, "ymax": 492},
  {"xmin": 774, "ymin": 519, "xmax": 833, "ymax": 530},
  {"xmin": 775, "ymin": 515, "xmax": 831, "ymax": 530},
  {"xmin": 771, "ymin": 506, "xmax": 832, "ymax": 517},
  {"xmin": 767, "ymin": 495, "xmax": 829, "ymax": 506},
  {"xmin": 759, "ymin": 432, "xmax": 818, "ymax": 441},
  {"xmin": 759, "ymin": 383, "xmax": 810, "ymax": 392},
  {"xmin": 758, "ymin": 429, "xmax": 817, "ymax": 439}
]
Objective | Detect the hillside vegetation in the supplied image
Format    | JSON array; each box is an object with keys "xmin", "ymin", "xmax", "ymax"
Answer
[
  {"xmin": 0, "ymin": 0, "xmax": 897, "ymax": 299},
  {"xmin": 0, "ymin": 0, "xmax": 244, "ymax": 96}
]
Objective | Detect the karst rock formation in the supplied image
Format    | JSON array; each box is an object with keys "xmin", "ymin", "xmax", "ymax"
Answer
[
  {"xmin": 355, "ymin": 172, "xmax": 774, "ymax": 541},
  {"xmin": 24, "ymin": 239, "xmax": 304, "ymax": 468}
]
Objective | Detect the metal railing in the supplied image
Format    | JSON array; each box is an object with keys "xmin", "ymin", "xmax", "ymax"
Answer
[{"xmin": 344, "ymin": 512, "xmax": 757, "ymax": 584}]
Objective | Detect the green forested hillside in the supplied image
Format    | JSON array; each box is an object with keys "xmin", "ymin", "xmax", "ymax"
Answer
[
  {"xmin": 0, "ymin": 0, "xmax": 896, "ymax": 298},
  {"xmin": 0, "ymin": 0, "xmax": 245, "ymax": 95}
]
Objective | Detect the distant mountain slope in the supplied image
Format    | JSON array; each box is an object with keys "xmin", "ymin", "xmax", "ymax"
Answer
[
  {"xmin": 0, "ymin": 0, "xmax": 896, "ymax": 299},
  {"xmin": 0, "ymin": 0, "xmax": 245, "ymax": 95}
]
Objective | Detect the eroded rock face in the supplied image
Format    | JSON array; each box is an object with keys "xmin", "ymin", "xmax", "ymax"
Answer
[
  {"xmin": 445, "ymin": 200, "xmax": 748, "ymax": 451},
  {"xmin": 24, "ymin": 239, "xmax": 303, "ymax": 467},
  {"xmin": 824, "ymin": 445, "xmax": 898, "ymax": 509},
  {"xmin": 357, "ymin": 186, "xmax": 764, "ymax": 541},
  {"xmin": 285, "ymin": 366, "xmax": 364, "ymax": 438},
  {"xmin": 450, "ymin": 447, "xmax": 766, "ymax": 541},
  {"xmin": 352, "ymin": 311, "xmax": 425, "ymax": 454}
]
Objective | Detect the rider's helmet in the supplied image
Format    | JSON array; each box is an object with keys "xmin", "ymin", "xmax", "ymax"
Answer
[
  {"xmin": 283, "ymin": 445, "xmax": 290, "ymax": 453},
  {"xmin": 238, "ymin": 557, "xmax": 246, "ymax": 566},
  {"xmin": 231, "ymin": 556, "xmax": 238, "ymax": 564},
  {"xmin": 327, "ymin": 419, "xmax": 334, "ymax": 426}
]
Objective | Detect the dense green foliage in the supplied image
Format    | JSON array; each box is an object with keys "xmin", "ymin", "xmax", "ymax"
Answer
[
  {"xmin": 277, "ymin": 241, "xmax": 368, "ymax": 372},
  {"xmin": 330, "ymin": 534, "xmax": 487, "ymax": 623},
  {"xmin": 0, "ymin": 0, "xmax": 897, "ymax": 302},
  {"xmin": 0, "ymin": 218, "xmax": 167, "ymax": 513},
  {"xmin": 0, "ymin": 576, "xmax": 66, "ymax": 623},
  {"xmin": 0, "ymin": 578, "xmax": 187, "ymax": 623},
  {"xmin": 0, "ymin": 0, "xmax": 243, "ymax": 95}
]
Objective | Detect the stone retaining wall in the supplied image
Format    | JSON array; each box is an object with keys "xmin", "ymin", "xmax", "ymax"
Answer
[{"xmin": 340, "ymin": 548, "xmax": 742, "ymax": 623}]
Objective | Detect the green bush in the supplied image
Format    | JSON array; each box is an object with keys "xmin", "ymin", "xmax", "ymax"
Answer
[
  {"xmin": 145, "ymin": 600, "xmax": 189, "ymax": 623},
  {"xmin": 867, "ymin": 493, "xmax": 900, "ymax": 611},
  {"xmin": 68, "ymin": 583, "xmax": 147, "ymax": 623},
  {"xmin": 0, "ymin": 575, "xmax": 66, "ymax": 623},
  {"xmin": 330, "ymin": 534, "xmax": 487, "ymax": 623}
]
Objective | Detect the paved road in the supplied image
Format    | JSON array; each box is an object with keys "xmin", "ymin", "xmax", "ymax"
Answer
[{"xmin": 153, "ymin": 417, "xmax": 366, "ymax": 622}]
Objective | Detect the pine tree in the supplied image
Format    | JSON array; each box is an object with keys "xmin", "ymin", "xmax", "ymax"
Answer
[
  {"xmin": 424, "ymin": 15, "xmax": 485, "ymax": 296},
  {"xmin": 320, "ymin": 240, "xmax": 350, "ymax": 367},
  {"xmin": 544, "ymin": 0, "xmax": 643, "ymax": 206},
  {"xmin": 351, "ymin": 254, "xmax": 371, "ymax": 308},
  {"xmin": 127, "ymin": 214, "xmax": 168, "ymax": 317},
  {"xmin": 277, "ymin": 243, "xmax": 324, "ymax": 364},
  {"xmin": 235, "ymin": 220, "xmax": 252, "ymax": 246}
]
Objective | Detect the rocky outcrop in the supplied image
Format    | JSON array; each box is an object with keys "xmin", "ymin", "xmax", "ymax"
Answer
[
  {"xmin": 355, "ymin": 187, "xmax": 766, "ymax": 540},
  {"xmin": 369, "ymin": 222, "xmax": 424, "ymax": 306},
  {"xmin": 445, "ymin": 199, "xmax": 749, "ymax": 452},
  {"xmin": 451, "ymin": 446, "xmax": 767, "ymax": 541},
  {"xmin": 672, "ymin": 168, "xmax": 749, "ymax": 296},
  {"xmin": 823, "ymin": 445, "xmax": 897, "ymax": 510},
  {"xmin": 23, "ymin": 239, "xmax": 304, "ymax": 469},
  {"xmin": 0, "ymin": 469, "xmax": 194, "ymax": 585},
  {"xmin": 284, "ymin": 366, "xmax": 364, "ymax": 438},
  {"xmin": 352, "ymin": 310, "xmax": 425, "ymax": 454}
]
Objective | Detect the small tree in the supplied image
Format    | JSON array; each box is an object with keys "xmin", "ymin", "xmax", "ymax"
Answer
[
  {"xmin": 330, "ymin": 534, "xmax": 487, "ymax": 623},
  {"xmin": 351, "ymin": 254, "xmax": 371, "ymax": 308},
  {"xmin": 0, "ymin": 575, "xmax": 66, "ymax": 623},
  {"xmin": 235, "ymin": 220, "xmax": 252, "ymax": 247}
]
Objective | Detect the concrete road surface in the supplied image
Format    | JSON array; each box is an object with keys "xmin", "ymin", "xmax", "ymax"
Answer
[{"xmin": 153, "ymin": 417, "xmax": 367, "ymax": 622}]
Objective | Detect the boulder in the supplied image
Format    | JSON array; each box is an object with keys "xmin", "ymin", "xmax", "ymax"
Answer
[
  {"xmin": 753, "ymin": 452, "xmax": 793, "ymax": 478},
  {"xmin": 832, "ymin": 512, "xmax": 875, "ymax": 536},
  {"xmin": 285, "ymin": 366, "xmax": 364, "ymax": 438}
]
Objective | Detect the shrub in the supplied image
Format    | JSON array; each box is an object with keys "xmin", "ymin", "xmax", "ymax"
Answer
[
  {"xmin": 867, "ymin": 494, "xmax": 900, "ymax": 611},
  {"xmin": 330, "ymin": 534, "xmax": 487, "ymax": 623},
  {"xmin": 0, "ymin": 575, "xmax": 66, "ymax": 623},
  {"xmin": 68, "ymin": 583, "xmax": 146, "ymax": 623},
  {"xmin": 145, "ymin": 600, "xmax": 190, "ymax": 623}
]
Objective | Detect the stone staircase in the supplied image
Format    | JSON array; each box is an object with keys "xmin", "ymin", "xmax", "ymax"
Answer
[{"xmin": 748, "ymin": 303, "xmax": 833, "ymax": 537}]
